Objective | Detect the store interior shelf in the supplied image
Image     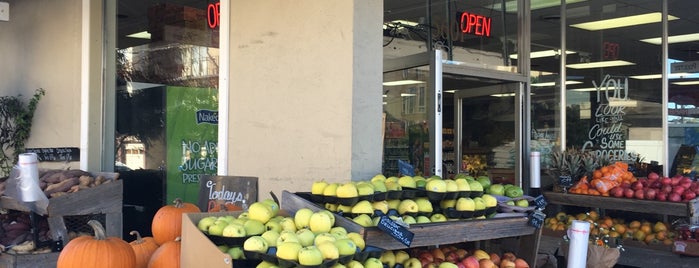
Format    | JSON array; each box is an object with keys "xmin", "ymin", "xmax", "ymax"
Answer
[{"xmin": 543, "ymin": 191, "xmax": 695, "ymax": 217}]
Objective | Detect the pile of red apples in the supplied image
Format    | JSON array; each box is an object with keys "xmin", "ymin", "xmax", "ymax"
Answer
[{"xmin": 608, "ymin": 172, "xmax": 698, "ymax": 202}]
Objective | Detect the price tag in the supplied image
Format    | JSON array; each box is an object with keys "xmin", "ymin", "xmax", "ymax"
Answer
[
  {"xmin": 376, "ymin": 216, "xmax": 414, "ymax": 247},
  {"xmin": 533, "ymin": 195, "xmax": 548, "ymax": 210},
  {"xmin": 528, "ymin": 210, "xmax": 546, "ymax": 228},
  {"xmin": 558, "ymin": 176, "xmax": 573, "ymax": 187}
]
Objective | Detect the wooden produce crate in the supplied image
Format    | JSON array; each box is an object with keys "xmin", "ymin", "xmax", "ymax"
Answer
[
  {"xmin": 0, "ymin": 172, "xmax": 123, "ymax": 245},
  {"xmin": 0, "ymin": 252, "xmax": 59, "ymax": 268},
  {"xmin": 543, "ymin": 191, "xmax": 699, "ymax": 217}
]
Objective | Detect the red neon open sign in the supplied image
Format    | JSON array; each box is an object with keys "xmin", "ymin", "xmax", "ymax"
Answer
[
  {"xmin": 459, "ymin": 12, "xmax": 491, "ymax": 37},
  {"xmin": 207, "ymin": 2, "xmax": 220, "ymax": 29}
]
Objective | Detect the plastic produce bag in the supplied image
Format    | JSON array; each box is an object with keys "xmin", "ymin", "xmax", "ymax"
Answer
[{"xmin": 5, "ymin": 153, "xmax": 49, "ymax": 215}]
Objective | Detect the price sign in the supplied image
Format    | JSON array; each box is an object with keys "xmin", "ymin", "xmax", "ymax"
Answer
[
  {"xmin": 533, "ymin": 195, "xmax": 548, "ymax": 210},
  {"xmin": 528, "ymin": 210, "xmax": 546, "ymax": 228},
  {"xmin": 25, "ymin": 147, "xmax": 80, "ymax": 162},
  {"xmin": 558, "ymin": 175, "xmax": 573, "ymax": 187},
  {"xmin": 377, "ymin": 216, "xmax": 414, "ymax": 247}
]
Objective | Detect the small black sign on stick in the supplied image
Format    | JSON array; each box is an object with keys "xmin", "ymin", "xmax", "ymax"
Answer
[
  {"xmin": 376, "ymin": 216, "xmax": 414, "ymax": 247},
  {"xmin": 528, "ymin": 210, "xmax": 546, "ymax": 228}
]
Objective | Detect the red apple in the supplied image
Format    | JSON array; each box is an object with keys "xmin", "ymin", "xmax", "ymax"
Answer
[
  {"xmin": 661, "ymin": 185, "xmax": 673, "ymax": 193},
  {"xmin": 645, "ymin": 188, "xmax": 657, "ymax": 200},
  {"xmin": 479, "ymin": 259, "xmax": 497, "ymax": 268},
  {"xmin": 457, "ymin": 263, "xmax": 467, "ymax": 268},
  {"xmin": 683, "ymin": 191, "xmax": 696, "ymax": 201},
  {"xmin": 514, "ymin": 258, "xmax": 530, "ymax": 268},
  {"xmin": 420, "ymin": 252, "xmax": 435, "ymax": 263},
  {"xmin": 499, "ymin": 259, "xmax": 516, "ymax": 268},
  {"xmin": 660, "ymin": 177, "xmax": 671, "ymax": 185},
  {"xmin": 634, "ymin": 189, "xmax": 645, "ymax": 199},
  {"xmin": 680, "ymin": 177, "xmax": 693, "ymax": 189},
  {"xmin": 669, "ymin": 193, "xmax": 682, "ymax": 202},
  {"xmin": 649, "ymin": 180, "xmax": 662, "ymax": 189},
  {"xmin": 501, "ymin": 252, "xmax": 516, "ymax": 262},
  {"xmin": 620, "ymin": 182, "xmax": 631, "ymax": 189},
  {"xmin": 454, "ymin": 249, "xmax": 469, "ymax": 260},
  {"xmin": 460, "ymin": 256, "xmax": 480, "ymax": 268},
  {"xmin": 489, "ymin": 253, "xmax": 501, "ymax": 266},
  {"xmin": 446, "ymin": 252, "xmax": 460, "ymax": 263},
  {"xmin": 631, "ymin": 181, "xmax": 644, "ymax": 191},
  {"xmin": 624, "ymin": 188, "xmax": 635, "ymax": 198},
  {"xmin": 432, "ymin": 248, "xmax": 446, "ymax": 261},
  {"xmin": 610, "ymin": 187, "xmax": 624, "ymax": 198},
  {"xmin": 656, "ymin": 192, "xmax": 667, "ymax": 201},
  {"xmin": 648, "ymin": 172, "xmax": 660, "ymax": 180},
  {"xmin": 673, "ymin": 186, "xmax": 686, "ymax": 195},
  {"xmin": 671, "ymin": 177, "xmax": 681, "ymax": 186}
]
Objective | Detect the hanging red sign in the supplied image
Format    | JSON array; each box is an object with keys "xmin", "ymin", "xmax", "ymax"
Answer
[{"xmin": 459, "ymin": 12, "xmax": 492, "ymax": 37}]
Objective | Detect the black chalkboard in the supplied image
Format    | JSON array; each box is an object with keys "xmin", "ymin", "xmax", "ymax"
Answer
[
  {"xmin": 376, "ymin": 216, "xmax": 414, "ymax": 247},
  {"xmin": 533, "ymin": 195, "xmax": 548, "ymax": 210},
  {"xmin": 198, "ymin": 175, "xmax": 258, "ymax": 212},
  {"xmin": 25, "ymin": 147, "xmax": 80, "ymax": 162},
  {"xmin": 558, "ymin": 175, "xmax": 573, "ymax": 187},
  {"xmin": 528, "ymin": 210, "xmax": 546, "ymax": 228}
]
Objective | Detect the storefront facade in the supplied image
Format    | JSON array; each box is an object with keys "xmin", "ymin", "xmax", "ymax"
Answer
[{"xmin": 2, "ymin": 0, "xmax": 699, "ymax": 203}]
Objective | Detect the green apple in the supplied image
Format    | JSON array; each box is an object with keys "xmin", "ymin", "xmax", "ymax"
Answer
[
  {"xmin": 248, "ymin": 202, "xmax": 274, "ymax": 224},
  {"xmin": 317, "ymin": 241, "xmax": 340, "ymax": 260},
  {"xmin": 415, "ymin": 215, "xmax": 431, "ymax": 223},
  {"xmin": 429, "ymin": 213, "xmax": 447, "ymax": 222},
  {"xmin": 506, "ymin": 200, "xmax": 515, "ymax": 206},
  {"xmin": 346, "ymin": 260, "xmax": 364, "ymax": 268},
  {"xmin": 334, "ymin": 238, "xmax": 358, "ymax": 256},
  {"xmin": 481, "ymin": 194, "xmax": 498, "ymax": 207},
  {"xmin": 454, "ymin": 178, "xmax": 471, "ymax": 191},
  {"xmin": 294, "ymin": 208, "xmax": 315, "ymax": 229},
  {"xmin": 385, "ymin": 181, "xmax": 402, "ymax": 191},
  {"xmin": 397, "ymin": 176, "xmax": 417, "ymax": 188},
  {"xmin": 325, "ymin": 202, "xmax": 338, "ymax": 212},
  {"xmin": 394, "ymin": 250, "xmax": 410, "ymax": 264},
  {"xmin": 217, "ymin": 244, "xmax": 229, "ymax": 252},
  {"xmin": 414, "ymin": 197, "xmax": 433, "ymax": 213},
  {"xmin": 227, "ymin": 246, "xmax": 244, "ymax": 259},
  {"xmin": 208, "ymin": 221, "xmax": 227, "ymax": 236},
  {"xmin": 261, "ymin": 198, "xmax": 280, "ymax": 216},
  {"xmin": 197, "ymin": 216, "xmax": 217, "ymax": 232},
  {"xmin": 356, "ymin": 181, "xmax": 375, "ymax": 196},
  {"xmin": 352, "ymin": 214, "xmax": 373, "ymax": 227},
  {"xmin": 403, "ymin": 257, "xmax": 422, "ymax": 268},
  {"xmin": 296, "ymin": 228, "xmax": 316, "ymax": 247},
  {"xmin": 244, "ymin": 219, "xmax": 266, "ymax": 236},
  {"xmin": 440, "ymin": 199, "xmax": 457, "ymax": 209},
  {"xmin": 279, "ymin": 217, "xmax": 297, "ymax": 232},
  {"xmin": 346, "ymin": 232, "xmax": 366, "ymax": 250},
  {"xmin": 371, "ymin": 180, "xmax": 387, "ymax": 193},
  {"xmin": 336, "ymin": 182, "xmax": 359, "ymax": 198},
  {"xmin": 276, "ymin": 241, "xmax": 303, "ymax": 261},
  {"xmin": 277, "ymin": 230, "xmax": 300, "ymax": 244},
  {"xmin": 516, "ymin": 199, "xmax": 530, "ymax": 207},
  {"xmin": 222, "ymin": 222, "xmax": 246, "ymax": 237},
  {"xmin": 372, "ymin": 200, "xmax": 389, "ymax": 215},
  {"xmin": 314, "ymin": 232, "xmax": 337, "ymax": 245},
  {"xmin": 351, "ymin": 200, "xmax": 375, "ymax": 214},
  {"xmin": 387, "ymin": 199, "xmax": 401, "ymax": 210},
  {"xmin": 237, "ymin": 212, "xmax": 249, "ymax": 220},
  {"xmin": 505, "ymin": 186, "xmax": 524, "ymax": 198},
  {"xmin": 380, "ymin": 250, "xmax": 396, "ymax": 267},
  {"xmin": 455, "ymin": 197, "xmax": 475, "ymax": 211},
  {"xmin": 468, "ymin": 180, "xmax": 484, "ymax": 192},
  {"xmin": 477, "ymin": 176, "xmax": 492, "ymax": 189},
  {"xmin": 265, "ymin": 220, "xmax": 282, "ymax": 233},
  {"xmin": 309, "ymin": 211, "xmax": 334, "ymax": 234},
  {"xmin": 257, "ymin": 261, "xmax": 278, "ymax": 268},
  {"xmin": 398, "ymin": 199, "xmax": 419, "ymax": 214},
  {"xmin": 425, "ymin": 178, "xmax": 447, "ymax": 193},
  {"xmin": 323, "ymin": 183, "xmax": 340, "ymax": 196},
  {"xmin": 261, "ymin": 230, "xmax": 280, "ymax": 247},
  {"xmin": 473, "ymin": 197, "xmax": 486, "ymax": 210},
  {"xmin": 329, "ymin": 226, "xmax": 348, "ymax": 238},
  {"xmin": 445, "ymin": 179, "xmax": 459, "ymax": 192},
  {"xmin": 312, "ymin": 180, "xmax": 329, "ymax": 195},
  {"xmin": 371, "ymin": 174, "xmax": 387, "ymax": 183},
  {"xmin": 438, "ymin": 261, "xmax": 458, "ymax": 268},
  {"xmin": 401, "ymin": 215, "xmax": 417, "ymax": 224},
  {"xmin": 487, "ymin": 184, "xmax": 505, "ymax": 196},
  {"xmin": 364, "ymin": 257, "xmax": 383, "ymax": 268},
  {"xmin": 243, "ymin": 235, "xmax": 269, "ymax": 253},
  {"xmin": 385, "ymin": 176, "xmax": 399, "ymax": 184}
]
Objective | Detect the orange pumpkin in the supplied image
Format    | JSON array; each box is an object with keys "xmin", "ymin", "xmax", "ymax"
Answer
[
  {"xmin": 129, "ymin": 230, "xmax": 160, "ymax": 268},
  {"xmin": 57, "ymin": 220, "xmax": 137, "ymax": 268},
  {"xmin": 148, "ymin": 237, "xmax": 181, "ymax": 268},
  {"xmin": 151, "ymin": 198, "xmax": 200, "ymax": 245}
]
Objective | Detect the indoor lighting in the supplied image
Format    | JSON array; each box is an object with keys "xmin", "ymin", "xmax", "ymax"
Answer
[
  {"xmin": 490, "ymin": 0, "xmax": 586, "ymax": 13},
  {"xmin": 630, "ymin": 73, "xmax": 691, "ymax": 80},
  {"xmin": 126, "ymin": 31, "xmax": 151, "ymax": 39},
  {"xmin": 570, "ymin": 87, "xmax": 612, "ymax": 92},
  {"xmin": 673, "ymin": 81, "xmax": 699, "ymax": 85},
  {"xmin": 400, "ymin": 93, "xmax": 416, "ymax": 97},
  {"xmin": 531, "ymin": 81, "xmax": 582, "ymax": 87},
  {"xmin": 491, "ymin": 93, "xmax": 535, "ymax": 97},
  {"xmin": 640, "ymin": 33, "xmax": 699, "ymax": 45},
  {"xmin": 608, "ymin": 98, "xmax": 638, "ymax": 107},
  {"xmin": 510, "ymin": 50, "xmax": 576, "ymax": 59},
  {"xmin": 566, "ymin": 60, "xmax": 635, "ymax": 69},
  {"xmin": 383, "ymin": 80, "xmax": 425, "ymax": 86},
  {"xmin": 571, "ymin": 12, "xmax": 678, "ymax": 31},
  {"xmin": 444, "ymin": 90, "xmax": 457, "ymax": 93}
]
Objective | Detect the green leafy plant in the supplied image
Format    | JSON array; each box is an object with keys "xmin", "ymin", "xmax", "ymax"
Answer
[{"xmin": 0, "ymin": 88, "xmax": 45, "ymax": 177}]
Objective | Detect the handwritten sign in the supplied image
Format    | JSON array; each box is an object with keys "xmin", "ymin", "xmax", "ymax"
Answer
[
  {"xmin": 533, "ymin": 195, "xmax": 548, "ymax": 210},
  {"xmin": 528, "ymin": 210, "xmax": 546, "ymax": 228},
  {"xmin": 377, "ymin": 216, "xmax": 414, "ymax": 247},
  {"xmin": 581, "ymin": 75, "xmax": 636, "ymax": 162},
  {"xmin": 558, "ymin": 175, "xmax": 573, "ymax": 187},
  {"xmin": 198, "ymin": 175, "xmax": 258, "ymax": 212},
  {"xmin": 25, "ymin": 147, "xmax": 79, "ymax": 162}
]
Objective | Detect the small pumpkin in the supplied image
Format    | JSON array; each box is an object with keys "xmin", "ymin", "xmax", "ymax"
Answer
[
  {"xmin": 129, "ymin": 230, "xmax": 160, "ymax": 268},
  {"xmin": 147, "ymin": 237, "xmax": 181, "ymax": 268},
  {"xmin": 57, "ymin": 220, "xmax": 137, "ymax": 268},
  {"xmin": 151, "ymin": 198, "xmax": 201, "ymax": 245}
]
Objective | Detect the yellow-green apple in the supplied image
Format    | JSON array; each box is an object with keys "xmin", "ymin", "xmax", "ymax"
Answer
[
  {"xmin": 276, "ymin": 241, "xmax": 303, "ymax": 261},
  {"xmin": 312, "ymin": 180, "xmax": 329, "ymax": 195},
  {"xmin": 276, "ymin": 230, "xmax": 300, "ymax": 244},
  {"xmin": 398, "ymin": 176, "xmax": 417, "ymax": 188},
  {"xmin": 243, "ymin": 219, "xmax": 266, "ymax": 236},
  {"xmin": 323, "ymin": 183, "xmax": 340, "ymax": 196},
  {"xmin": 222, "ymin": 223, "xmax": 246, "ymax": 237},
  {"xmin": 356, "ymin": 181, "xmax": 375, "ymax": 196},
  {"xmin": 314, "ymin": 232, "xmax": 337, "ymax": 245},
  {"xmin": 415, "ymin": 197, "xmax": 434, "ymax": 213},
  {"xmin": 261, "ymin": 230, "xmax": 280, "ymax": 247},
  {"xmin": 346, "ymin": 260, "xmax": 364, "ymax": 268},
  {"xmin": 346, "ymin": 232, "xmax": 366, "ymax": 250},
  {"xmin": 197, "ymin": 216, "xmax": 217, "ymax": 232},
  {"xmin": 296, "ymin": 228, "xmax": 316, "ymax": 247},
  {"xmin": 401, "ymin": 215, "xmax": 417, "ymax": 224},
  {"xmin": 372, "ymin": 200, "xmax": 389, "ymax": 214},
  {"xmin": 352, "ymin": 214, "xmax": 373, "ymax": 227},
  {"xmin": 385, "ymin": 181, "xmax": 402, "ymax": 191},
  {"xmin": 387, "ymin": 199, "xmax": 401, "ymax": 210},
  {"xmin": 364, "ymin": 257, "xmax": 383, "ymax": 268},
  {"xmin": 403, "ymin": 257, "xmax": 422, "ymax": 268},
  {"xmin": 487, "ymin": 184, "xmax": 505, "ymax": 196},
  {"xmin": 336, "ymin": 182, "xmax": 359, "ymax": 198},
  {"xmin": 329, "ymin": 226, "xmax": 348, "ymax": 238},
  {"xmin": 243, "ymin": 235, "xmax": 268, "ymax": 253},
  {"xmin": 380, "ymin": 250, "xmax": 396, "ymax": 267},
  {"xmin": 438, "ymin": 261, "xmax": 458, "ymax": 268},
  {"xmin": 309, "ymin": 211, "xmax": 334, "ymax": 234},
  {"xmin": 445, "ymin": 179, "xmax": 459, "ymax": 192},
  {"xmin": 394, "ymin": 250, "xmax": 410, "ymax": 264},
  {"xmin": 416, "ymin": 215, "xmax": 431, "ymax": 223},
  {"xmin": 227, "ymin": 247, "xmax": 244, "ymax": 259},
  {"xmin": 316, "ymin": 241, "xmax": 340, "ymax": 260},
  {"xmin": 207, "ymin": 220, "xmax": 227, "ymax": 236},
  {"xmin": 398, "ymin": 199, "xmax": 419, "ymax": 214},
  {"xmin": 325, "ymin": 203, "xmax": 338, "ymax": 212},
  {"xmin": 516, "ymin": 199, "xmax": 529, "ymax": 207},
  {"xmin": 298, "ymin": 246, "xmax": 324, "ymax": 266},
  {"xmin": 337, "ymin": 204, "xmax": 353, "ymax": 214},
  {"xmin": 334, "ymin": 238, "xmax": 358, "ymax": 256},
  {"xmin": 429, "ymin": 213, "xmax": 447, "ymax": 222},
  {"xmin": 455, "ymin": 197, "xmax": 475, "ymax": 211},
  {"xmin": 473, "ymin": 197, "xmax": 486, "ymax": 210},
  {"xmin": 371, "ymin": 174, "xmax": 387, "ymax": 183},
  {"xmin": 294, "ymin": 208, "xmax": 314, "ymax": 229},
  {"xmin": 454, "ymin": 178, "xmax": 471, "ymax": 191},
  {"xmin": 261, "ymin": 198, "xmax": 280, "ymax": 215},
  {"xmin": 265, "ymin": 219, "xmax": 282, "ymax": 233},
  {"xmin": 481, "ymin": 194, "xmax": 498, "ymax": 207},
  {"xmin": 425, "ymin": 178, "xmax": 447, "ymax": 192},
  {"xmin": 371, "ymin": 180, "xmax": 387, "ymax": 193},
  {"xmin": 468, "ymin": 180, "xmax": 484, "ymax": 192},
  {"xmin": 248, "ymin": 202, "xmax": 274, "ymax": 224},
  {"xmin": 279, "ymin": 217, "xmax": 297, "ymax": 232},
  {"xmin": 385, "ymin": 176, "xmax": 399, "ymax": 184},
  {"xmin": 440, "ymin": 199, "xmax": 457, "ymax": 209},
  {"xmin": 351, "ymin": 200, "xmax": 375, "ymax": 214}
]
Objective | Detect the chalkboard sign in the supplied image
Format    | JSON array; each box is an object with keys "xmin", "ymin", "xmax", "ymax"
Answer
[
  {"xmin": 376, "ymin": 216, "xmax": 414, "ymax": 247},
  {"xmin": 558, "ymin": 175, "xmax": 573, "ymax": 187},
  {"xmin": 533, "ymin": 195, "xmax": 548, "ymax": 210},
  {"xmin": 25, "ymin": 147, "xmax": 80, "ymax": 162},
  {"xmin": 528, "ymin": 210, "xmax": 546, "ymax": 228},
  {"xmin": 198, "ymin": 175, "xmax": 258, "ymax": 212}
]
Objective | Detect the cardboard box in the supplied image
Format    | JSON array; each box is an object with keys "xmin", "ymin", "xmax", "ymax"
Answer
[{"xmin": 181, "ymin": 211, "xmax": 244, "ymax": 268}]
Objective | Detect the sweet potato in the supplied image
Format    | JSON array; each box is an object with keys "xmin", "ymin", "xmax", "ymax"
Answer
[
  {"xmin": 39, "ymin": 169, "xmax": 62, "ymax": 182},
  {"xmin": 43, "ymin": 177, "xmax": 79, "ymax": 196},
  {"xmin": 42, "ymin": 172, "xmax": 68, "ymax": 184},
  {"xmin": 78, "ymin": 175, "xmax": 93, "ymax": 187},
  {"xmin": 63, "ymin": 169, "xmax": 91, "ymax": 179}
]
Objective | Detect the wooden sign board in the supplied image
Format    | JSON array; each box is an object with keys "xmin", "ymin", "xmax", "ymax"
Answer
[{"xmin": 198, "ymin": 175, "xmax": 258, "ymax": 212}]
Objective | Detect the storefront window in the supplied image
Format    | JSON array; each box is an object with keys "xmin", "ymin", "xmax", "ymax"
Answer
[{"xmin": 115, "ymin": 1, "xmax": 219, "ymax": 204}]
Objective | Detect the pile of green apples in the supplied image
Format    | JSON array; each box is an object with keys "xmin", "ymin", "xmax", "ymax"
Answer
[
  {"xmin": 197, "ymin": 200, "xmax": 371, "ymax": 267},
  {"xmin": 309, "ymin": 174, "xmax": 501, "ymax": 226},
  {"xmin": 484, "ymin": 182, "xmax": 529, "ymax": 207}
]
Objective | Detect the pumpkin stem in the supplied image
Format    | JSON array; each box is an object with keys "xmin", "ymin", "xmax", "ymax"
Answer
[
  {"xmin": 129, "ymin": 230, "xmax": 144, "ymax": 244},
  {"xmin": 87, "ymin": 220, "xmax": 107, "ymax": 240},
  {"xmin": 173, "ymin": 198, "xmax": 184, "ymax": 208}
]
